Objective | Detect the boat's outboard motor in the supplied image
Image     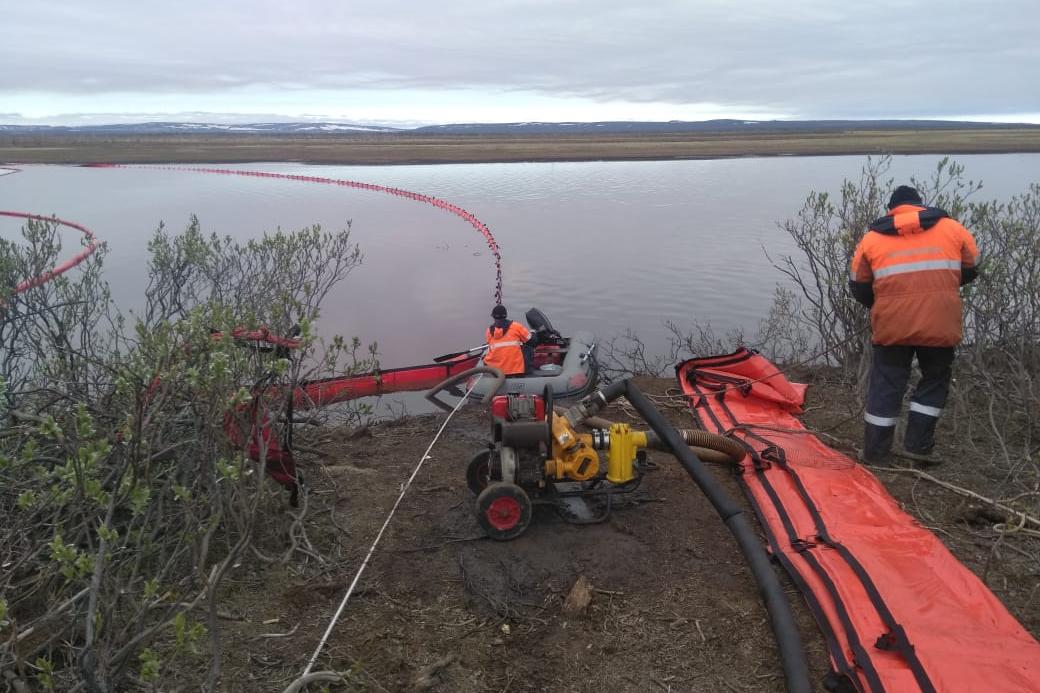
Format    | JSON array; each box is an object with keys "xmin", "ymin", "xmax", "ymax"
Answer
[{"xmin": 526, "ymin": 307, "xmax": 562, "ymax": 345}]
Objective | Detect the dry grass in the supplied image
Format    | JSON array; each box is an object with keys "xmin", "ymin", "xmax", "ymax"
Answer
[{"xmin": 3, "ymin": 128, "xmax": 1040, "ymax": 165}]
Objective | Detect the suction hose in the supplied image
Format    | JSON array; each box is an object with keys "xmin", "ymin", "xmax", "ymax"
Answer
[
  {"xmin": 424, "ymin": 366, "xmax": 505, "ymax": 412},
  {"xmin": 582, "ymin": 416, "xmax": 745, "ymax": 464},
  {"xmin": 566, "ymin": 381, "xmax": 812, "ymax": 693}
]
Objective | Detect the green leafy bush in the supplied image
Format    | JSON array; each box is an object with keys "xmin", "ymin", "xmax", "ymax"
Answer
[{"xmin": 1, "ymin": 216, "xmax": 373, "ymax": 690}]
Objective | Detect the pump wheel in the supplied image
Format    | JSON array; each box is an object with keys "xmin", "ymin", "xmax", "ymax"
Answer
[
  {"xmin": 466, "ymin": 450, "xmax": 492, "ymax": 495},
  {"xmin": 476, "ymin": 482, "xmax": 532, "ymax": 541}
]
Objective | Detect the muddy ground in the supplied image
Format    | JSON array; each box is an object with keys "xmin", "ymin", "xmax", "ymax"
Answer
[{"xmin": 210, "ymin": 374, "xmax": 1039, "ymax": 692}]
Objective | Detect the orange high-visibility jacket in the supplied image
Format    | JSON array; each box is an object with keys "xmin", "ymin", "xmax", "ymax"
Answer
[
  {"xmin": 484, "ymin": 320, "xmax": 531, "ymax": 375},
  {"xmin": 850, "ymin": 204, "xmax": 979, "ymax": 346}
]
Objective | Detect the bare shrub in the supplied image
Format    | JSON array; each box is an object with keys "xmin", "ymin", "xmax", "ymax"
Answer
[
  {"xmin": 952, "ymin": 183, "xmax": 1040, "ymax": 485},
  {"xmin": 598, "ymin": 321, "xmax": 744, "ymax": 381},
  {"xmin": 760, "ymin": 156, "xmax": 1038, "ymax": 506}
]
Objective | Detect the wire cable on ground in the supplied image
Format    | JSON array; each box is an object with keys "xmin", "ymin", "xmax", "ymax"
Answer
[{"xmin": 291, "ymin": 374, "xmax": 484, "ymax": 688}]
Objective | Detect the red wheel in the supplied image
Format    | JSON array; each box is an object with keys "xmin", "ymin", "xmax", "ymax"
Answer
[{"xmin": 476, "ymin": 482, "xmax": 532, "ymax": 541}]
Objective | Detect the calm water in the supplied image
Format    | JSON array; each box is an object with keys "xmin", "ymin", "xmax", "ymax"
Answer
[{"xmin": 3, "ymin": 155, "xmax": 1038, "ymax": 369}]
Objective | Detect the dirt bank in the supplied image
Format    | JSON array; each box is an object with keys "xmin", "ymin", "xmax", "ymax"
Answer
[{"xmin": 206, "ymin": 374, "xmax": 1038, "ymax": 692}]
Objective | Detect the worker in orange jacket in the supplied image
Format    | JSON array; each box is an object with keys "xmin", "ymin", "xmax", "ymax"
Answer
[
  {"xmin": 484, "ymin": 305, "xmax": 532, "ymax": 376},
  {"xmin": 849, "ymin": 185, "xmax": 979, "ymax": 466}
]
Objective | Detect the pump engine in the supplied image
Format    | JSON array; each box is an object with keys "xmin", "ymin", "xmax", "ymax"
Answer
[{"xmin": 467, "ymin": 388, "xmax": 649, "ymax": 540}]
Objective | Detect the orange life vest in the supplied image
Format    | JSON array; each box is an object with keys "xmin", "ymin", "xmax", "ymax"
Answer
[
  {"xmin": 484, "ymin": 320, "xmax": 530, "ymax": 375},
  {"xmin": 850, "ymin": 205, "xmax": 979, "ymax": 346}
]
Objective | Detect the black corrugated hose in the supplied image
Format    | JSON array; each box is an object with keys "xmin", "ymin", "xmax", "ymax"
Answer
[{"xmin": 593, "ymin": 380, "xmax": 812, "ymax": 693}]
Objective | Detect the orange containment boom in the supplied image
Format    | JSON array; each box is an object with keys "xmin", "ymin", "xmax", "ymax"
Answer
[
  {"xmin": 676, "ymin": 348, "xmax": 1040, "ymax": 693},
  {"xmin": 291, "ymin": 354, "xmax": 481, "ymax": 409}
]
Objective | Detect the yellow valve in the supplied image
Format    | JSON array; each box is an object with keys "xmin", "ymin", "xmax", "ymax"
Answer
[
  {"xmin": 544, "ymin": 443, "xmax": 600, "ymax": 482},
  {"xmin": 542, "ymin": 414, "xmax": 649, "ymax": 484},
  {"xmin": 551, "ymin": 413, "xmax": 579, "ymax": 450},
  {"xmin": 607, "ymin": 423, "xmax": 647, "ymax": 484},
  {"xmin": 545, "ymin": 414, "xmax": 600, "ymax": 481}
]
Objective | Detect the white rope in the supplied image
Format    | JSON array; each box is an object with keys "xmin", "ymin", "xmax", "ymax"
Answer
[{"xmin": 299, "ymin": 374, "xmax": 483, "ymax": 678}]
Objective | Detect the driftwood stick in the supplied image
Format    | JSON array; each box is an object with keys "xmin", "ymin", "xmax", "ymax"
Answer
[{"xmin": 871, "ymin": 466, "xmax": 1040, "ymax": 529}]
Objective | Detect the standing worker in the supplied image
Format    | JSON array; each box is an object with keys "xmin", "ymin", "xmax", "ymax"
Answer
[
  {"xmin": 484, "ymin": 305, "xmax": 531, "ymax": 376},
  {"xmin": 849, "ymin": 185, "xmax": 980, "ymax": 466}
]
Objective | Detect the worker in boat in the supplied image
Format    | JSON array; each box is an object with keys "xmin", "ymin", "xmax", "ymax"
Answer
[
  {"xmin": 484, "ymin": 304, "xmax": 532, "ymax": 377},
  {"xmin": 849, "ymin": 185, "xmax": 979, "ymax": 467}
]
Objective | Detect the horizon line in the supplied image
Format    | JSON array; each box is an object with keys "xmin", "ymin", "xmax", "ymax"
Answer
[{"xmin": 5, "ymin": 116, "xmax": 1040, "ymax": 128}]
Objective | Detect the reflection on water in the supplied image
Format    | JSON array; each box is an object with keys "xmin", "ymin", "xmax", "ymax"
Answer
[{"xmin": 2, "ymin": 155, "xmax": 1037, "ymax": 374}]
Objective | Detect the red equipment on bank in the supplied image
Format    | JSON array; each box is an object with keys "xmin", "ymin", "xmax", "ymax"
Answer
[{"xmin": 221, "ymin": 327, "xmax": 481, "ymax": 503}]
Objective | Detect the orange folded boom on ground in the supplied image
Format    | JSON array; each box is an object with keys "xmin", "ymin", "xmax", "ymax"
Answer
[{"xmin": 677, "ymin": 348, "xmax": 1040, "ymax": 693}]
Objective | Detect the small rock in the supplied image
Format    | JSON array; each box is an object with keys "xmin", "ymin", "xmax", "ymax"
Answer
[
  {"xmin": 348, "ymin": 424, "xmax": 371, "ymax": 440},
  {"xmin": 960, "ymin": 505, "xmax": 1007, "ymax": 526},
  {"xmin": 563, "ymin": 575, "xmax": 593, "ymax": 615}
]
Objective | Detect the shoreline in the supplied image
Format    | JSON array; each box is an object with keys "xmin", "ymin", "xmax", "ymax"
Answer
[{"xmin": 4, "ymin": 128, "xmax": 1040, "ymax": 165}]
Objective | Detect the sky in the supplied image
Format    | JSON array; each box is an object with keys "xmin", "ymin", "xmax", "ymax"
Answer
[{"xmin": 4, "ymin": 0, "xmax": 1040, "ymax": 126}]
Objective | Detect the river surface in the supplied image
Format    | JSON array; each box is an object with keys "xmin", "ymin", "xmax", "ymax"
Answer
[{"xmin": 2, "ymin": 155, "xmax": 1037, "ymax": 371}]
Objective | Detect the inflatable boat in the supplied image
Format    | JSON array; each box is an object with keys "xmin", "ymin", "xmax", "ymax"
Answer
[{"xmin": 462, "ymin": 308, "xmax": 598, "ymax": 401}]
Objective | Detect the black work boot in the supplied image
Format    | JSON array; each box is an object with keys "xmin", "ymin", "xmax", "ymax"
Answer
[
  {"xmin": 862, "ymin": 421, "xmax": 896, "ymax": 466},
  {"xmin": 899, "ymin": 448, "xmax": 941, "ymax": 468},
  {"xmin": 858, "ymin": 449, "xmax": 894, "ymax": 467}
]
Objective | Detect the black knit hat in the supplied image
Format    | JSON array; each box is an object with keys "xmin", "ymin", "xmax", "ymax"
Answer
[
  {"xmin": 491, "ymin": 304, "xmax": 507, "ymax": 319},
  {"xmin": 888, "ymin": 185, "xmax": 923, "ymax": 209}
]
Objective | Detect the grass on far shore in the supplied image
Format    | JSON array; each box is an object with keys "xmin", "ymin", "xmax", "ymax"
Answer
[{"xmin": 4, "ymin": 128, "xmax": 1040, "ymax": 165}]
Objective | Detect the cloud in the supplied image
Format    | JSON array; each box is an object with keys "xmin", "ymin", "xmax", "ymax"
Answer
[{"xmin": 3, "ymin": 0, "xmax": 1038, "ymax": 122}]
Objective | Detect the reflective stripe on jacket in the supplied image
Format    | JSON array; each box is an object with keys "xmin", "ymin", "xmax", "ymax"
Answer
[
  {"xmin": 484, "ymin": 320, "xmax": 531, "ymax": 375},
  {"xmin": 850, "ymin": 204, "xmax": 979, "ymax": 347}
]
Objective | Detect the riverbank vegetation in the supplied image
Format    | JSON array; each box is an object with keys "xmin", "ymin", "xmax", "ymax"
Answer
[
  {"xmin": 1, "ymin": 219, "xmax": 373, "ymax": 690},
  {"xmin": 4, "ymin": 128, "xmax": 1040, "ymax": 165},
  {"xmin": 769, "ymin": 156, "xmax": 1038, "ymax": 497},
  {"xmin": 603, "ymin": 154, "xmax": 1040, "ymax": 531}
]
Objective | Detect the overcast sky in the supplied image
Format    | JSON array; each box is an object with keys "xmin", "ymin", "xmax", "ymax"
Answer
[{"xmin": 4, "ymin": 0, "xmax": 1039, "ymax": 126}]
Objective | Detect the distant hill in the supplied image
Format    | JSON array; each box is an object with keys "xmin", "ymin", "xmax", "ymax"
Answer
[
  {"xmin": 0, "ymin": 122, "xmax": 402, "ymax": 135},
  {"xmin": 411, "ymin": 119, "xmax": 1040, "ymax": 135},
  {"xmin": 1, "ymin": 119, "xmax": 1038, "ymax": 137}
]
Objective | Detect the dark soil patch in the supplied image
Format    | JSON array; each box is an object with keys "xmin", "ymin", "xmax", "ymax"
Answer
[{"xmin": 210, "ymin": 374, "xmax": 1039, "ymax": 692}]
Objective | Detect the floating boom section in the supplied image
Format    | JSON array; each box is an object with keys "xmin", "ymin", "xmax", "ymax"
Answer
[
  {"xmin": 212, "ymin": 327, "xmax": 482, "ymax": 408},
  {"xmin": 677, "ymin": 348, "xmax": 1040, "ymax": 693},
  {"xmin": 291, "ymin": 354, "xmax": 481, "ymax": 409},
  {"xmin": 85, "ymin": 163, "xmax": 504, "ymax": 304},
  {"xmin": 0, "ymin": 211, "xmax": 100, "ymax": 296}
]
